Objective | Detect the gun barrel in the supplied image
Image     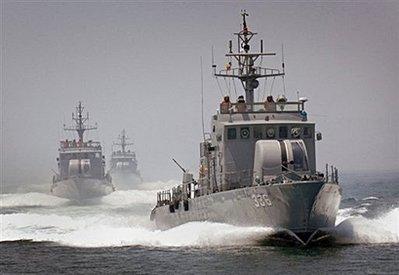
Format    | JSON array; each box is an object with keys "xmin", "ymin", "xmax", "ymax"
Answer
[{"xmin": 172, "ymin": 158, "xmax": 186, "ymax": 173}]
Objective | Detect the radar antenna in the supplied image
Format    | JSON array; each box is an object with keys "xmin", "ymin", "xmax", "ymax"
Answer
[
  {"xmin": 63, "ymin": 101, "xmax": 97, "ymax": 142},
  {"xmin": 113, "ymin": 129, "xmax": 133, "ymax": 153},
  {"xmin": 214, "ymin": 10, "xmax": 285, "ymax": 109}
]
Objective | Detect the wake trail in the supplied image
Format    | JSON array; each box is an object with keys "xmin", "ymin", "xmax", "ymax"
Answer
[
  {"xmin": 1, "ymin": 182, "xmax": 398, "ymax": 247},
  {"xmin": 1, "ymin": 192, "xmax": 69, "ymax": 208},
  {"xmin": 1, "ymin": 212, "xmax": 273, "ymax": 247}
]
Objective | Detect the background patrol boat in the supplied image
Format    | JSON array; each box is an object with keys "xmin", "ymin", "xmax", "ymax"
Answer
[
  {"xmin": 109, "ymin": 129, "xmax": 142, "ymax": 190},
  {"xmin": 51, "ymin": 102, "xmax": 114, "ymax": 200},
  {"xmin": 150, "ymin": 12, "xmax": 342, "ymax": 246}
]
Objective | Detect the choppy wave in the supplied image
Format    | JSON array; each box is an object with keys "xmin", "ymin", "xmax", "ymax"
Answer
[
  {"xmin": 2, "ymin": 207, "xmax": 397, "ymax": 247},
  {"xmin": 335, "ymin": 207, "xmax": 368, "ymax": 224},
  {"xmin": 135, "ymin": 180, "xmax": 180, "ymax": 191},
  {"xmin": 361, "ymin": 196, "xmax": 379, "ymax": 201},
  {"xmin": 334, "ymin": 207, "xmax": 399, "ymax": 244},
  {"xmin": 1, "ymin": 192, "xmax": 69, "ymax": 208},
  {"xmin": 100, "ymin": 190, "xmax": 158, "ymax": 206},
  {"xmin": 1, "ymin": 183, "xmax": 398, "ymax": 247},
  {"xmin": 1, "ymin": 212, "xmax": 273, "ymax": 247}
]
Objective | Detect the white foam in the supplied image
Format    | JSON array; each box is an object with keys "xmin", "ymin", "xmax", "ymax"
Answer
[
  {"xmin": 1, "ymin": 187, "xmax": 398, "ymax": 247},
  {"xmin": 62, "ymin": 222, "xmax": 273, "ymax": 247},
  {"xmin": 336, "ymin": 208, "xmax": 354, "ymax": 225},
  {"xmin": 98, "ymin": 180, "xmax": 180, "ymax": 206},
  {"xmin": 335, "ymin": 206, "xmax": 368, "ymax": 225},
  {"xmin": 100, "ymin": 190, "xmax": 158, "ymax": 206},
  {"xmin": 360, "ymin": 202, "xmax": 372, "ymax": 207},
  {"xmin": 0, "ymin": 186, "xmax": 272, "ymax": 247},
  {"xmin": 0, "ymin": 212, "xmax": 272, "ymax": 247},
  {"xmin": 136, "ymin": 180, "xmax": 180, "ymax": 191},
  {"xmin": 0, "ymin": 192, "xmax": 69, "ymax": 208},
  {"xmin": 4, "ymin": 206, "xmax": 398, "ymax": 247},
  {"xmin": 362, "ymin": 196, "xmax": 379, "ymax": 201},
  {"xmin": 334, "ymin": 207, "xmax": 399, "ymax": 244}
]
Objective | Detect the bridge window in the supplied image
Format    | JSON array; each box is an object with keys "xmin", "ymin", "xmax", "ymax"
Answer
[
  {"xmin": 227, "ymin": 128, "xmax": 237, "ymax": 140},
  {"xmin": 254, "ymin": 126, "xmax": 263, "ymax": 139},
  {"xmin": 279, "ymin": 126, "xmax": 288, "ymax": 138}
]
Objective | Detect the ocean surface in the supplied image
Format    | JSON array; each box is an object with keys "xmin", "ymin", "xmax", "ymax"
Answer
[{"xmin": 1, "ymin": 172, "xmax": 398, "ymax": 274}]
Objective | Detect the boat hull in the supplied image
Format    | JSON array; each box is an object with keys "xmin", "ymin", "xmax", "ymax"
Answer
[
  {"xmin": 51, "ymin": 177, "xmax": 114, "ymax": 201},
  {"xmin": 151, "ymin": 181, "xmax": 341, "ymax": 245},
  {"xmin": 109, "ymin": 171, "xmax": 142, "ymax": 190}
]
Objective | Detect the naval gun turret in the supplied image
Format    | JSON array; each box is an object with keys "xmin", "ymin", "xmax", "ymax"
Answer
[{"xmin": 150, "ymin": 11, "xmax": 342, "ymax": 246}]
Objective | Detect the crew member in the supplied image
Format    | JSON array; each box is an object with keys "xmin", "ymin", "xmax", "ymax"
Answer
[
  {"xmin": 264, "ymin": 95, "xmax": 276, "ymax": 112},
  {"xmin": 220, "ymin": 95, "xmax": 232, "ymax": 114},
  {"xmin": 236, "ymin": 95, "xmax": 247, "ymax": 112}
]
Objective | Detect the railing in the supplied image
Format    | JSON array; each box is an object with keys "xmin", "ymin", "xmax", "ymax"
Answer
[
  {"xmin": 156, "ymin": 181, "xmax": 192, "ymax": 207},
  {"xmin": 112, "ymin": 151, "xmax": 136, "ymax": 157},
  {"xmin": 156, "ymin": 166, "xmax": 336, "ymax": 207},
  {"xmin": 220, "ymin": 101, "xmax": 303, "ymax": 114},
  {"xmin": 157, "ymin": 190, "xmax": 172, "ymax": 206},
  {"xmin": 217, "ymin": 66, "xmax": 282, "ymax": 78},
  {"xmin": 60, "ymin": 140, "xmax": 101, "ymax": 151},
  {"xmin": 325, "ymin": 164, "xmax": 339, "ymax": 184}
]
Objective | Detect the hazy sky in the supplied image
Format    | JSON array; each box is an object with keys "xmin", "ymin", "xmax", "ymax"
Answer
[{"xmin": 1, "ymin": 1, "xmax": 398, "ymax": 192}]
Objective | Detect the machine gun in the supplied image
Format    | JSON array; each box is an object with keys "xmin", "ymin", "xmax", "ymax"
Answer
[
  {"xmin": 172, "ymin": 158, "xmax": 197, "ymax": 202},
  {"xmin": 172, "ymin": 158, "xmax": 187, "ymax": 173}
]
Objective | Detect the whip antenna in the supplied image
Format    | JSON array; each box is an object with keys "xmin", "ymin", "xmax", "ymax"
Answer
[
  {"xmin": 200, "ymin": 56, "xmax": 205, "ymax": 141},
  {"xmin": 211, "ymin": 45, "xmax": 216, "ymax": 74},
  {"xmin": 282, "ymin": 43, "xmax": 287, "ymax": 96}
]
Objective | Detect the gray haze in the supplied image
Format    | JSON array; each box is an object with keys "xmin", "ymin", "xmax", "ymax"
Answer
[{"xmin": 1, "ymin": 1, "xmax": 398, "ymax": 192}]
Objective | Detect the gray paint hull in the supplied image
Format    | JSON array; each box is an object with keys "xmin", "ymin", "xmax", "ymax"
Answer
[
  {"xmin": 51, "ymin": 178, "xmax": 114, "ymax": 201},
  {"xmin": 151, "ymin": 181, "xmax": 341, "ymax": 244}
]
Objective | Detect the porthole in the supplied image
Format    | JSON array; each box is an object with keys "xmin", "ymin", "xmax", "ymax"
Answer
[
  {"xmin": 291, "ymin": 127, "xmax": 302, "ymax": 138},
  {"xmin": 240, "ymin": 127, "xmax": 250, "ymax": 139},
  {"xmin": 266, "ymin": 127, "xmax": 275, "ymax": 138}
]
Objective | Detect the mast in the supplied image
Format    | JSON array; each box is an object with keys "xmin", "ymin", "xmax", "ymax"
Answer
[
  {"xmin": 214, "ymin": 10, "xmax": 285, "ymax": 108},
  {"xmin": 114, "ymin": 129, "xmax": 133, "ymax": 153},
  {"xmin": 63, "ymin": 101, "xmax": 97, "ymax": 142}
]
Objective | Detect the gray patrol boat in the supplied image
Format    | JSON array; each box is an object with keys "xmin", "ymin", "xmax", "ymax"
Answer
[
  {"xmin": 109, "ymin": 129, "xmax": 142, "ymax": 190},
  {"xmin": 150, "ymin": 12, "xmax": 342, "ymax": 246},
  {"xmin": 51, "ymin": 102, "xmax": 114, "ymax": 200}
]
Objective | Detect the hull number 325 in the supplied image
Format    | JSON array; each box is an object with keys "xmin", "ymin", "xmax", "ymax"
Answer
[{"xmin": 251, "ymin": 194, "xmax": 272, "ymax": 207}]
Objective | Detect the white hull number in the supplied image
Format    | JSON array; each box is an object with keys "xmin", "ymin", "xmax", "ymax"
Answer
[{"xmin": 251, "ymin": 194, "xmax": 272, "ymax": 207}]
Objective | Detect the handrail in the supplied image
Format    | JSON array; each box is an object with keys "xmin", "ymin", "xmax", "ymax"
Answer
[
  {"xmin": 217, "ymin": 66, "xmax": 282, "ymax": 77},
  {"xmin": 325, "ymin": 164, "xmax": 339, "ymax": 183},
  {"xmin": 156, "ymin": 166, "xmax": 337, "ymax": 206},
  {"xmin": 220, "ymin": 101, "xmax": 303, "ymax": 114}
]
